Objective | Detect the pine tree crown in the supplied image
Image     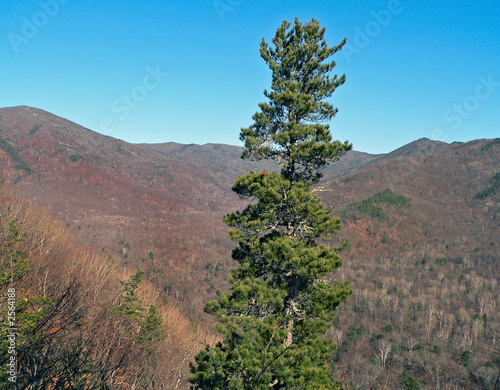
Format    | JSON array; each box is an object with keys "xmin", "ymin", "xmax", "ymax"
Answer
[{"xmin": 240, "ymin": 17, "xmax": 352, "ymax": 184}]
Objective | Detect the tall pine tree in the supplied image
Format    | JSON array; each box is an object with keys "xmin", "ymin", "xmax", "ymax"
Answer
[{"xmin": 190, "ymin": 18, "xmax": 352, "ymax": 389}]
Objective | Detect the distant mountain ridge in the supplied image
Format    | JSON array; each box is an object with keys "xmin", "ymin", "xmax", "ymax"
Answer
[
  {"xmin": 378, "ymin": 137, "xmax": 449, "ymax": 159},
  {"xmin": 138, "ymin": 137, "xmax": 464, "ymax": 182},
  {"xmin": 1, "ymin": 105, "xmax": 452, "ymax": 179},
  {"xmin": 139, "ymin": 141, "xmax": 382, "ymax": 180},
  {"xmin": 138, "ymin": 142, "xmax": 276, "ymax": 176},
  {"xmin": 0, "ymin": 105, "xmax": 498, "ymax": 318}
]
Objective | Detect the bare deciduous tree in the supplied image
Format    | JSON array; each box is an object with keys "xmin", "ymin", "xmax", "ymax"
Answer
[
  {"xmin": 405, "ymin": 336, "xmax": 418, "ymax": 351},
  {"xmin": 375, "ymin": 340, "xmax": 392, "ymax": 367}
]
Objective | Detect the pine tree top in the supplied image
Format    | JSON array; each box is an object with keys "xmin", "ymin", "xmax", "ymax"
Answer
[{"xmin": 240, "ymin": 18, "xmax": 352, "ymax": 184}]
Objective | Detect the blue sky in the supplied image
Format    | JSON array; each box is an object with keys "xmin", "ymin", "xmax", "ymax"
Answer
[{"xmin": 1, "ymin": 0, "xmax": 499, "ymax": 154}]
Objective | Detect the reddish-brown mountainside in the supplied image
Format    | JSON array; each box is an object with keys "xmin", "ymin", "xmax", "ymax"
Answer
[
  {"xmin": 0, "ymin": 106, "xmax": 246, "ymax": 315},
  {"xmin": 0, "ymin": 105, "xmax": 498, "ymax": 317},
  {"xmin": 1, "ymin": 105, "xmax": 499, "ymax": 388}
]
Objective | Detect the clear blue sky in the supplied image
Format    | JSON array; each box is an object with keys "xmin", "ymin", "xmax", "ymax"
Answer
[{"xmin": 1, "ymin": 0, "xmax": 499, "ymax": 154}]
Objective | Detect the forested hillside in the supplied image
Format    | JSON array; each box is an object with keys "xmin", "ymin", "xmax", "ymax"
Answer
[
  {"xmin": 0, "ymin": 106, "xmax": 498, "ymax": 388},
  {"xmin": 0, "ymin": 181, "xmax": 218, "ymax": 388},
  {"xmin": 320, "ymin": 140, "xmax": 500, "ymax": 388}
]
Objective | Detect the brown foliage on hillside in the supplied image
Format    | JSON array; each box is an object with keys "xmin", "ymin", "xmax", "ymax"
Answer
[
  {"xmin": 1, "ymin": 107, "xmax": 499, "ymax": 388},
  {"xmin": 0, "ymin": 182, "xmax": 217, "ymax": 389}
]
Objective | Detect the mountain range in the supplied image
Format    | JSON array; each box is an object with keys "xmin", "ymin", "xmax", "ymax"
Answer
[
  {"xmin": 1, "ymin": 105, "xmax": 499, "ymax": 388},
  {"xmin": 0, "ymin": 105, "xmax": 498, "ymax": 313}
]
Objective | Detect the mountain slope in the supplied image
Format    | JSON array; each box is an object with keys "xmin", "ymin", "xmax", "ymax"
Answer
[
  {"xmin": 1, "ymin": 107, "xmax": 497, "ymax": 308},
  {"xmin": 320, "ymin": 138, "xmax": 500, "ymax": 388},
  {"xmin": 0, "ymin": 106, "xmax": 247, "ymax": 315},
  {"xmin": 1, "ymin": 106, "xmax": 498, "ymax": 389},
  {"xmin": 377, "ymin": 137, "xmax": 449, "ymax": 160},
  {"xmin": 1, "ymin": 106, "xmax": 497, "ymax": 291}
]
